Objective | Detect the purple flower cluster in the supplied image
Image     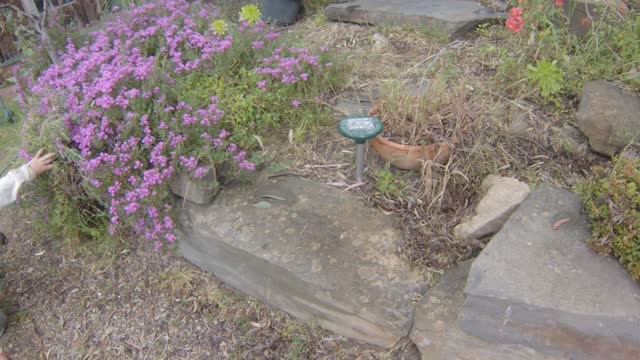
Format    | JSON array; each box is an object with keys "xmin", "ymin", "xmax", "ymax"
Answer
[
  {"xmin": 27, "ymin": 0, "xmax": 262, "ymax": 246},
  {"xmin": 254, "ymin": 46, "xmax": 327, "ymax": 85}
]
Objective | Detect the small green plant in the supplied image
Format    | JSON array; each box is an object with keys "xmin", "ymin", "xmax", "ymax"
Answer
[
  {"xmin": 415, "ymin": 23, "xmax": 449, "ymax": 43},
  {"xmin": 211, "ymin": 19, "xmax": 228, "ymax": 36},
  {"xmin": 239, "ymin": 4, "xmax": 261, "ymax": 24},
  {"xmin": 280, "ymin": 320, "xmax": 313, "ymax": 360},
  {"xmin": 311, "ymin": 12, "xmax": 327, "ymax": 26},
  {"xmin": 285, "ymin": 337, "xmax": 310, "ymax": 360},
  {"xmin": 527, "ymin": 58, "xmax": 564, "ymax": 99},
  {"xmin": 304, "ymin": 0, "xmax": 334, "ymax": 15},
  {"xmin": 375, "ymin": 162, "xmax": 402, "ymax": 196},
  {"xmin": 577, "ymin": 156, "xmax": 640, "ymax": 280},
  {"xmin": 269, "ymin": 160, "xmax": 293, "ymax": 173},
  {"xmin": 15, "ymin": 309, "xmax": 31, "ymax": 322},
  {"xmin": 476, "ymin": 23, "xmax": 492, "ymax": 37}
]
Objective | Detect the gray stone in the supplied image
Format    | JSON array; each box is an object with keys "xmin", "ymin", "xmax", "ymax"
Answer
[
  {"xmin": 335, "ymin": 98, "xmax": 372, "ymax": 116},
  {"xmin": 576, "ymin": 80, "xmax": 640, "ymax": 156},
  {"xmin": 169, "ymin": 164, "xmax": 219, "ymax": 205},
  {"xmin": 454, "ymin": 175, "xmax": 529, "ymax": 240},
  {"xmin": 325, "ymin": 0, "xmax": 504, "ymax": 35},
  {"xmin": 411, "ymin": 261, "xmax": 473, "ymax": 358},
  {"xmin": 178, "ymin": 173, "xmax": 428, "ymax": 348},
  {"xmin": 562, "ymin": 0, "xmax": 627, "ymax": 36},
  {"xmin": 410, "ymin": 261, "xmax": 560, "ymax": 360},
  {"xmin": 461, "ymin": 184, "xmax": 640, "ymax": 359},
  {"xmin": 371, "ymin": 33, "xmax": 391, "ymax": 53},
  {"xmin": 480, "ymin": 0, "xmax": 508, "ymax": 12},
  {"xmin": 508, "ymin": 109, "xmax": 534, "ymax": 138}
]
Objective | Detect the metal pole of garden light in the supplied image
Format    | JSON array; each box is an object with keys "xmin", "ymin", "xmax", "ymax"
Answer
[{"xmin": 355, "ymin": 141, "xmax": 365, "ymax": 183}]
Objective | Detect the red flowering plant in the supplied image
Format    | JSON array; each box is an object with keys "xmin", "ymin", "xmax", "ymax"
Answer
[
  {"xmin": 505, "ymin": 0, "xmax": 566, "ymax": 34},
  {"xmin": 498, "ymin": 0, "xmax": 636, "ymax": 101},
  {"xmin": 19, "ymin": 1, "xmax": 340, "ymax": 249}
]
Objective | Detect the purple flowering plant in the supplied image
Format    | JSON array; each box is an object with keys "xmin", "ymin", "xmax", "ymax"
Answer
[{"xmin": 20, "ymin": 0, "xmax": 339, "ymax": 249}]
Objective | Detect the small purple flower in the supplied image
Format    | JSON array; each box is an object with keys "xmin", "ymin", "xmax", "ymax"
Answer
[
  {"xmin": 124, "ymin": 202, "xmax": 140, "ymax": 215},
  {"xmin": 18, "ymin": 149, "xmax": 32, "ymax": 161},
  {"xmin": 179, "ymin": 156, "xmax": 197, "ymax": 171},
  {"xmin": 218, "ymin": 129, "xmax": 230, "ymax": 139},
  {"xmin": 193, "ymin": 167, "xmax": 208, "ymax": 179},
  {"xmin": 107, "ymin": 181, "xmax": 120, "ymax": 197},
  {"xmin": 265, "ymin": 32, "xmax": 280, "ymax": 40},
  {"xmin": 163, "ymin": 216, "xmax": 174, "ymax": 230},
  {"xmin": 292, "ymin": 99, "xmax": 301, "ymax": 108},
  {"xmin": 239, "ymin": 160, "xmax": 256, "ymax": 171}
]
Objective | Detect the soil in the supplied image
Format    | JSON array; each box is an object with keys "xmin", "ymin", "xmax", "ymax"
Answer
[{"xmin": 0, "ymin": 86, "xmax": 18, "ymax": 103}]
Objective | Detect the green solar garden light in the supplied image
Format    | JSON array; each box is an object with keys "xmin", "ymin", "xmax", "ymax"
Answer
[{"xmin": 338, "ymin": 115, "xmax": 383, "ymax": 183}]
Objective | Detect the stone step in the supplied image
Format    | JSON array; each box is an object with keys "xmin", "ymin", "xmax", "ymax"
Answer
[
  {"xmin": 410, "ymin": 261, "xmax": 561, "ymax": 360},
  {"xmin": 325, "ymin": 0, "xmax": 504, "ymax": 35},
  {"xmin": 178, "ymin": 173, "xmax": 429, "ymax": 348},
  {"xmin": 461, "ymin": 185, "xmax": 640, "ymax": 359}
]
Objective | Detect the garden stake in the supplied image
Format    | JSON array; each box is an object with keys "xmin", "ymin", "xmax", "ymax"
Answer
[{"xmin": 338, "ymin": 115, "xmax": 383, "ymax": 183}]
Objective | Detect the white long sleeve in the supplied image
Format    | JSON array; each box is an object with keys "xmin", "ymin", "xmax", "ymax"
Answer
[{"xmin": 0, "ymin": 164, "xmax": 34, "ymax": 209}]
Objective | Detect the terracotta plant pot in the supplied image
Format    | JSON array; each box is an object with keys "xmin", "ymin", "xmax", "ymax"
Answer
[{"xmin": 370, "ymin": 135, "xmax": 452, "ymax": 170}]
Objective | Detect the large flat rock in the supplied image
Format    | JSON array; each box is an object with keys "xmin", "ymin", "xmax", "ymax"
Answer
[
  {"xmin": 461, "ymin": 184, "xmax": 640, "ymax": 359},
  {"xmin": 178, "ymin": 173, "xmax": 428, "ymax": 348},
  {"xmin": 410, "ymin": 261, "xmax": 561, "ymax": 360},
  {"xmin": 325, "ymin": 0, "xmax": 504, "ymax": 35}
]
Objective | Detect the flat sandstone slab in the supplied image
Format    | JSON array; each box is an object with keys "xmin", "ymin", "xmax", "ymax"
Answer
[
  {"xmin": 325, "ymin": 0, "xmax": 504, "ymax": 35},
  {"xmin": 461, "ymin": 184, "xmax": 640, "ymax": 359},
  {"xmin": 411, "ymin": 261, "xmax": 560, "ymax": 360},
  {"xmin": 178, "ymin": 173, "xmax": 428, "ymax": 348}
]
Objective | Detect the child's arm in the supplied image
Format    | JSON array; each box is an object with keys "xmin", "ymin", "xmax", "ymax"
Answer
[
  {"xmin": 0, "ymin": 164, "xmax": 34, "ymax": 209},
  {"xmin": 0, "ymin": 149, "xmax": 55, "ymax": 209}
]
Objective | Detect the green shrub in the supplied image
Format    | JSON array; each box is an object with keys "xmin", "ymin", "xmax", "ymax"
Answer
[{"xmin": 577, "ymin": 157, "xmax": 640, "ymax": 280}]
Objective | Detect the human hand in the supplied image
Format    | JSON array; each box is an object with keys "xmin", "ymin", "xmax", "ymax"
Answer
[{"xmin": 28, "ymin": 148, "xmax": 56, "ymax": 176}]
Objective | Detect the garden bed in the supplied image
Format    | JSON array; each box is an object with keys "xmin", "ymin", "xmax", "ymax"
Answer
[{"xmin": 1, "ymin": 0, "xmax": 639, "ymax": 356}]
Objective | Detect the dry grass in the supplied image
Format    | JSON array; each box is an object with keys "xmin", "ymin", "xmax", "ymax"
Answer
[{"xmin": 276, "ymin": 19, "xmax": 606, "ymax": 271}]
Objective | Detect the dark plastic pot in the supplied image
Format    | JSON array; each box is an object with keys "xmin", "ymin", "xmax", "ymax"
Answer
[{"xmin": 262, "ymin": 0, "xmax": 304, "ymax": 25}]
